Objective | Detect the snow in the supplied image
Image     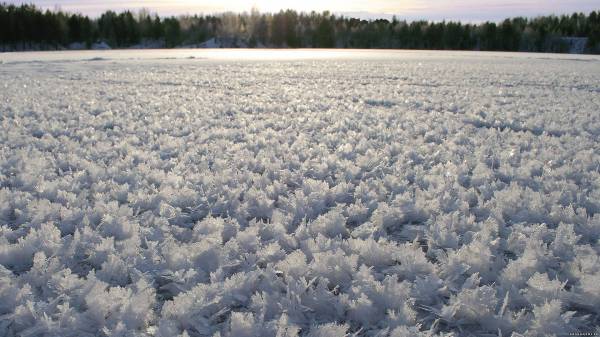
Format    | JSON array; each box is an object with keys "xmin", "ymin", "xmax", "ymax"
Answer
[
  {"xmin": 68, "ymin": 42, "xmax": 86, "ymax": 50},
  {"xmin": 180, "ymin": 38, "xmax": 269, "ymax": 49},
  {"xmin": 0, "ymin": 49, "xmax": 600, "ymax": 337},
  {"xmin": 91, "ymin": 41, "xmax": 111, "ymax": 50}
]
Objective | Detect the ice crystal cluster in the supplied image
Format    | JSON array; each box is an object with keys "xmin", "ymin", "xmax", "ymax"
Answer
[{"xmin": 0, "ymin": 50, "xmax": 599, "ymax": 336}]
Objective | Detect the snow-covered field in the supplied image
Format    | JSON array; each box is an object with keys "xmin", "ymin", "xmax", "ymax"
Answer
[{"xmin": 1, "ymin": 50, "xmax": 600, "ymax": 337}]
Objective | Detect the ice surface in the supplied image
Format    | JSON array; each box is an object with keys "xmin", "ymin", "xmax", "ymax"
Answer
[{"xmin": 1, "ymin": 49, "xmax": 600, "ymax": 336}]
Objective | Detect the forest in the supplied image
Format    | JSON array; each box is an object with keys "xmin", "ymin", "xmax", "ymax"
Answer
[{"xmin": 1, "ymin": 3, "xmax": 599, "ymax": 53}]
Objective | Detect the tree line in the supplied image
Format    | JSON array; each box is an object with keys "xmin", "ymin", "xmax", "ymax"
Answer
[{"xmin": 1, "ymin": 3, "xmax": 599, "ymax": 53}]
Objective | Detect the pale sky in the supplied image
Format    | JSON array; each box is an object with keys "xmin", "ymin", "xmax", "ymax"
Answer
[{"xmin": 5, "ymin": 0, "xmax": 599, "ymax": 21}]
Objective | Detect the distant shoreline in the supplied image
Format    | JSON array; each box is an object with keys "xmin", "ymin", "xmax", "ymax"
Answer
[{"xmin": 0, "ymin": 38, "xmax": 594, "ymax": 55}]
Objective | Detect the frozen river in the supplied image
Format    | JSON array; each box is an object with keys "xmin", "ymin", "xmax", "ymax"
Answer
[{"xmin": 1, "ymin": 49, "xmax": 600, "ymax": 336}]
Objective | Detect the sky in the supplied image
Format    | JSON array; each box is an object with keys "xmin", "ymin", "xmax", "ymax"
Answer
[{"xmin": 5, "ymin": 0, "xmax": 599, "ymax": 21}]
